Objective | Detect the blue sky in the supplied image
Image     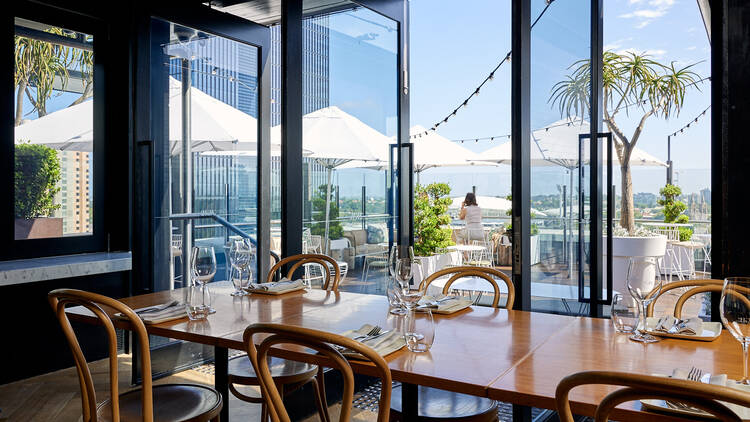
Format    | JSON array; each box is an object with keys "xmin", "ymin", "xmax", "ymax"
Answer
[{"xmin": 409, "ymin": 0, "xmax": 711, "ymax": 195}]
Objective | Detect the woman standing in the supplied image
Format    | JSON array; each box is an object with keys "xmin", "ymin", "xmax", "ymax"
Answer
[{"xmin": 459, "ymin": 192, "xmax": 484, "ymax": 243}]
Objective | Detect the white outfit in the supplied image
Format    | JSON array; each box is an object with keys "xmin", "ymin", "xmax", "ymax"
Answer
[{"xmin": 462, "ymin": 205, "xmax": 484, "ymax": 242}]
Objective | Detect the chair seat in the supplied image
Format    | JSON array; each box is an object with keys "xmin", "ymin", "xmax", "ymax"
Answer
[
  {"xmin": 97, "ymin": 383, "xmax": 221, "ymax": 422},
  {"xmin": 228, "ymin": 354, "xmax": 318, "ymax": 385},
  {"xmin": 390, "ymin": 384, "xmax": 498, "ymax": 422}
]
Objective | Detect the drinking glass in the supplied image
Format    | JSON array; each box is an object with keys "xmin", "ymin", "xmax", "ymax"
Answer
[
  {"xmin": 405, "ymin": 309, "xmax": 435, "ymax": 353},
  {"xmin": 229, "ymin": 239, "xmax": 251, "ymax": 296},
  {"xmin": 386, "ymin": 276, "xmax": 407, "ymax": 315},
  {"xmin": 192, "ymin": 246, "xmax": 217, "ymax": 311},
  {"xmin": 720, "ymin": 277, "xmax": 750, "ymax": 384},
  {"xmin": 395, "ymin": 257, "xmax": 426, "ymax": 311},
  {"xmin": 186, "ymin": 285, "xmax": 212, "ymax": 320},
  {"xmin": 626, "ymin": 256, "xmax": 662, "ymax": 343},
  {"xmin": 611, "ymin": 293, "xmax": 639, "ymax": 333}
]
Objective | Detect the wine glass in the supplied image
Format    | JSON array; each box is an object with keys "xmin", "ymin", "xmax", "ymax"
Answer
[
  {"xmin": 386, "ymin": 276, "xmax": 407, "ymax": 315},
  {"xmin": 720, "ymin": 277, "xmax": 750, "ymax": 384},
  {"xmin": 229, "ymin": 239, "xmax": 251, "ymax": 296},
  {"xmin": 626, "ymin": 256, "xmax": 662, "ymax": 343},
  {"xmin": 192, "ymin": 246, "xmax": 217, "ymax": 312}
]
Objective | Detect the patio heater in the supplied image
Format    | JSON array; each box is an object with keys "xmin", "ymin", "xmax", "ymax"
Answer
[{"xmin": 666, "ymin": 135, "xmax": 673, "ymax": 185}]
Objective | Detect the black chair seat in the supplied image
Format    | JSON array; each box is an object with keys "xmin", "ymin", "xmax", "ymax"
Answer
[
  {"xmin": 97, "ymin": 383, "xmax": 222, "ymax": 422},
  {"xmin": 228, "ymin": 354, "xmax": 318, "ymax": 385},
  {"xmin": 390, "ymin": 384, "xmax": 498, "ymax": 422}
]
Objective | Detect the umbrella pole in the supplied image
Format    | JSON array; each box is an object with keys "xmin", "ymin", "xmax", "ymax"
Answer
[{"xmin": 324, "ymin": 167, "xmax": 333, "ymax": 255}]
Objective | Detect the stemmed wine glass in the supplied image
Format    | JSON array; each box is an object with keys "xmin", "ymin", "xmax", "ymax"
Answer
[
  {"xmin": 388, "ymin": 245, "xmax": 416, "ymax": 315},
  {"xmin": 394, "ymin": 256, "xmax": 429, "ymax": 342},
  {"xmin": 720, "ymin": 277, "xmax": 750, "ymax": 384},
  {"xmin": 229, "ymin": 239, "xmax": 252, "ymax": 296},
  {"xmin": 192, "ymin": 246, "xmax": 217, "ymax": 312},
  {"xmin": 626, "ymin": 256, "xmax": 662, "ymax": 343}
]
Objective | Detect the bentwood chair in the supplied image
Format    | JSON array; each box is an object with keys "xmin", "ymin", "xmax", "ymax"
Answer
[
  {"xmin": 48, "ymin": 289, "xmax": 222, "ymax": 422},
  {"xmin": 390, "ymin": 266, "xmax": 515, "ymax": 422},
  {"xmin": 645, "ymin": 279, "xmax": 723, "ymax": 318},
  {"xmin": 243, "ymin": 323, "xmax": 392, "ymax": 422},
  {"xmin": 555, "ymin": 370, "xmax": 750, "ymax": 422},
  {"xmin": 228, "ymin": 254, "xmax": 341, "ymax": 422}
]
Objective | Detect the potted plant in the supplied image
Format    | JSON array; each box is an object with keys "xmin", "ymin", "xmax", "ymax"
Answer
[
  {"xmin": 413, "ymin": 183, "xmax": 457, "ymax": 281},
  {"xmin": 604, "ymin": 225, "xmax": 667, "ymax": 299},
  {"xmin": 14, "ymin": 143, "xmax": 63, "ymax": 239}
]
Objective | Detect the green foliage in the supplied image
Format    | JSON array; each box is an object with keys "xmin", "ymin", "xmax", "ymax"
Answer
[
  {"xmin": 504, "ymin": 194, "xmax": 539, "ymax": 235},
  {"xmin": 15, "ymin": 143, "xmax": 61, "ymax": 219},
  {"xmin": 658, "ymin": 184, "xmax": 687, "ymax": 223},
  {"xmin": 310, "ymin": 185, "xmax": 343, "ymax": 240},
  {"xmin": 414, "ymin": 183, "xmax": 454, "ymax": 256},
  {"xmin": 658, "ymin": 184, "xmax": 693, "ymax": 241}
]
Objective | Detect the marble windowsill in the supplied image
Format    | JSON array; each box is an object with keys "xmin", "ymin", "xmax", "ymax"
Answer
[{"xmin": 0, "ymin": 252, "xmax": 132, "ymax": 287}]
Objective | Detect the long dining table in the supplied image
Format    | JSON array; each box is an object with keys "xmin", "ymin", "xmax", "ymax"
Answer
[{"xmin": 66, "ymin": 281, "xmax": 744, "ymax": 422}]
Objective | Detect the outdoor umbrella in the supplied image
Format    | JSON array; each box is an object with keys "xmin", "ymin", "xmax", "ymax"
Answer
[
  {"xmin": 271, "ymin": 106, "xmax": 387, "ymax": 253},
  {"xmin": 14, "ymin": 77, "xmax": 260, "ymax": 153}
]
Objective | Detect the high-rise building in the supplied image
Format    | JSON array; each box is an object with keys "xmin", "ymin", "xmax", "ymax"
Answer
[{"xmin": 55, "ymin": 150, "xmax": 91, "ymax": 234}]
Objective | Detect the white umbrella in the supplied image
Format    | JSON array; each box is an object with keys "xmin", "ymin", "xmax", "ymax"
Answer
[
  {"xmin": 271, "ymin": 106, "xmax": 387, "ymax": 253},
  {"xmin": 476, "ymin": 118, "xmax": 667, "ymax": 168},
  {"xmin": 15, "ymin": 77, "xmax": 260, "ymax": 153}
]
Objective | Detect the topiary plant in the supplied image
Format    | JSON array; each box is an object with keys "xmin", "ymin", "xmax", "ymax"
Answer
[
  {"xmin": 15, "ymin": 143, "xmax": 61, "ymax": 219},
  {"xmin": 413, "ymin": 183, "xmax": 454, "ymax": 256},
  {"xmin": 658, "ymin": 184, "xmax": 693, "ymax": 241}
]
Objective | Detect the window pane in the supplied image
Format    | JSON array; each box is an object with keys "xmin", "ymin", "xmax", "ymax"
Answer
[{"xmin": 13, "ymin": 19, "xmax": 94, "ymax": 239}]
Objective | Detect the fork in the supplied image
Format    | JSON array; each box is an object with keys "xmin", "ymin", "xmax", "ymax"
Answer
[
  {"xmin": 667, "ymin": 367, "xmax": 704, "ymax": 411},
  {"xmin": 353, "ymin": 326, "xmax": 381, "ymax": 341},
  {"xmin": 136, "ymin": 300, "xmax": 180, "ymax": 314}
]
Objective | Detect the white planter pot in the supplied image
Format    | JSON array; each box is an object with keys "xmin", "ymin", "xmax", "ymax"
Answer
[
  {"xmin": 530, "ymin": 235, "xmax": 540, "ymax": 265},
  {"xmin": 603, "ymin": 236, "xmax": 667, "ymax": 300},
  {"xmin": 412, "ymin": 251, "xmax": 461, "ymax": 285}
]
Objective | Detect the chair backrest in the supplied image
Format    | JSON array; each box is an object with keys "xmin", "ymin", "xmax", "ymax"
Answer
[
  {"xmin": 48, "ymin": 289, "xmax": 154, "ymax": 422},
  {"xmin": 420, "ymin": 266, "xmax": 514, "ymax": 308},
  {"xmin": 243, "ymin": 323, "xmax": 392, "ymax": 422},
  {"xmin": 645, "ymin": 279, "xmax": 724, "ymax": 317},
  {"xmin": 556, "ymin": 370, "xmax": 750, "ymax": 422},
  {"xmin": 267, "ymin": 253, "xmax": 341, "ymax": 291},
  {"xmin": 651, "ymin": 225, "xmax": 680, "ymax": 242}
]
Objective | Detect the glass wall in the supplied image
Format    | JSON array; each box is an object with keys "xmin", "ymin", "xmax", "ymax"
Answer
[
  {"xmin": 150, "ymin": 18, "xmax": 260, "ymax": 289},
  {"xmin": 300, "ymin": 1, "xmax": 399, "ymax": 292},
  {"xmin": 13, "ymin": 19, "xmax": 94, "ymax": 240},
  {"xmin": 529, "ymin": 2, "xmax": 592, "ymax": 314}
]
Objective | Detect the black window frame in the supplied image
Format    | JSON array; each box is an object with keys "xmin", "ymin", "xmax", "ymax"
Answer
[{"xmin": 1, "ymin": 1, "xmax": 115, "ymax": 261}]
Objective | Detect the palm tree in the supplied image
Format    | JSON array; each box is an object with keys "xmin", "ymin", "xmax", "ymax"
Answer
[
  {"xmin": 549, "ymin": 51, "xmax": 701, "ymax": 233},
  {"xmin": 14, "ymin": 28, "xmax": 93, "ymax": 126}
]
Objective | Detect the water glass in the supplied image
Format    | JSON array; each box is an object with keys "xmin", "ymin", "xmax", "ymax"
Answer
[
  {"xmin": 626, "ymin": 256, "xmax": 663, "ymax": 343},
  {"xmin": 186, "ymin": 285, "xmax": 212, "ymax": 320},
  {"xmin": 395, "ymin": 258, "xmax": 426, "ymax": 311},
  {"xmin": 720, "ymin": 277, "xmax": 750, "ymax": 384},
  {"xmin": 611, "ymin": 293, "xmax": 639, "ymax": 333},
  {"xmin": 405, "ymin": 309, "xmax": 435, "ymax": 353}
]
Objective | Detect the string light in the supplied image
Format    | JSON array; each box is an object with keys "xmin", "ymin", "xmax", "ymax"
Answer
[
  {"xmin": 669, "ymin": 105, "xmax": 711, "ymax": 138},
  {"xmin": 449, "ymin": 118, "xmax": 584, "ymax": 144},
  {"xmin": 409, "ymin": 1, "xmax": 556, "ymax": 139}
]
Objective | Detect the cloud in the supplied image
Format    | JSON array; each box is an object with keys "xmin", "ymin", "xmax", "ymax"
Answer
[
  {"xmin": 604, "ymin": 37, "xmax": 634, "ymax": 51},
  {"xmin": 686, "ymin": 46, "xmax": 697, "ymax": 51},
  {"xmin": 619, "ymin": 0, "xmax": 676, "ymax": 29},
  {"xmin": 616, "ymin": 48, "xmax": 667, "ymax": 57}
]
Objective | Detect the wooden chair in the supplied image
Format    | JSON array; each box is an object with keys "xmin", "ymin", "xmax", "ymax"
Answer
[
  {"xmin": 645, "ymin": 279, "xmax": 723, "ymax": 318},
  {"xmin": 228, "ymin": 254, "xmax": 341, "ymax": 422},
  {"xmin": 243, "ymin": 322, "xmax": 392, "ymax": 422},
  {"xmin": 556, "ymin": 370, "xmax": 750, "ymax": 422},
  {"xmin": 48, "ymin": 289, "xmax": 222, "ymax": 422},
  {"xmin": 391, "ymin": 266, "xmax": 515, "ymax": 422}
]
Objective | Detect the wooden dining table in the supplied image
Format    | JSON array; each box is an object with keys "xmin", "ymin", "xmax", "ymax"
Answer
[{"xmin": 66, "ymin": 281, "xmax": 745, "ymax": 422}]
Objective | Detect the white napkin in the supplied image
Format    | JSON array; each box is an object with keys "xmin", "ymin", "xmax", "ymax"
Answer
[
  {"xmin": 115, "ymin": 302, "xmax": 186, "ymax": 324},
  {"xmin": 655, "ymin": 316, "xmax": 703, "ymax": 335},
  {"xmin": 669, "ymin": 368, "xmax": 750, "ymax": 418},
  {"xmin": 338, "ymin": 324, "xmax": 406, "ymax": 359},
  {"xmin": 247, "ymin": 278, "xmax": 304, "ymax": 292},
  {"xmin": 417, "ymin": 294, "xmax": 473, "ymax": 313}
]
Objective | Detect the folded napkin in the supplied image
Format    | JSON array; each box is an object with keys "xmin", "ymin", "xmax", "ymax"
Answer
[
  {"xmin": 668, "ymin": 368, "xmax": 750, "ymax": 418},
  {"xmin": 116, "ymin": 302, "xmax": 186, "ymax": 324},
  {"xmin": 654, "ymin": 315, "xmax": 703, "ymax": 335},
  {"xmin": 247, "ymin": 278, "xmax": 304, "ymax": 292},
  {"xmin": 338, "ymin": 324, "xmax": 406, "ymax": 359},
  {"xmin": 417, "ymin": 294, "xmax": 473, "ymax": 313}
]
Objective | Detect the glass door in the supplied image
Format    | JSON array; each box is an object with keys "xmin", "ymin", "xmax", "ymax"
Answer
[{"xmin": 134, "ymin": 9, "xmax": 270, "ymax": 379}]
